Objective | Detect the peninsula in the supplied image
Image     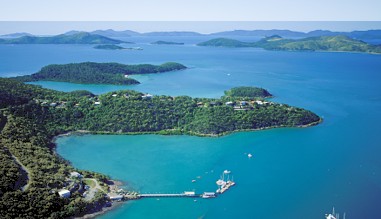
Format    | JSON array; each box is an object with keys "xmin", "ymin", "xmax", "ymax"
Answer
[
  {"xmin": 0, "ymin": 78, "xmax": 321, "ymax": 218},
  {"xmin": 0, "ymin": 32, "xmax": 126, "ymax": 44},
  {"xmin": 197, "ymin": 35, "xmax": 381, "ymax": 54},
  {"xmin": 12, "ymin": 62, "xmax": 187, "ymax": 85}
]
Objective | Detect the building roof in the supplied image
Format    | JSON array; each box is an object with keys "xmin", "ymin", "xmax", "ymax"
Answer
[
  {"xmin": 70, "ymin": 171, "xmax": 83, "ymax": 178},
  {"xmin": 58, "ymin": 189, "xmax": 71, "ymax": 198}
]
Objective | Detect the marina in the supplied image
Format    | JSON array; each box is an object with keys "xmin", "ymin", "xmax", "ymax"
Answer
[
  {"xmin": 216, "ymin": 170, "xmax": 236, "ymax": 194},
  {"xmin": 110, "ymin": 170, "xmax": 235, "ymax": 202}
]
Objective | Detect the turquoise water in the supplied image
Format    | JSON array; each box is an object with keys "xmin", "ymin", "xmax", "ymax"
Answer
[{"xmin": 2, "ymin": 39, "xmax": 381, "ymax": 218}]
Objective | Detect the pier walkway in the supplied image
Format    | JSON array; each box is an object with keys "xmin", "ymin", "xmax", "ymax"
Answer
[{"xmin": 138, "ymin": 193, "xmax": 199, "ymax": 198}]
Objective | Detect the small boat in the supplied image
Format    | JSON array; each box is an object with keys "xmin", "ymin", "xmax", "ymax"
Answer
[
  {"xmin": 192, "ymin": 179, "xmax": 196, "ymax": 183},
  {"xmin": 216, "ymin": 171, "xmax": 235, "ymax": 194},
  {"xmin": 325, "ymin": 207, "xmax": 345, "ymax": 219},
  {"xmin": 202, "ymin": 192, "xmax": 216, "ymax": 198},
  {"xmin": 248, "ymin": 153, "xmax": 253, "ymax": 158}
]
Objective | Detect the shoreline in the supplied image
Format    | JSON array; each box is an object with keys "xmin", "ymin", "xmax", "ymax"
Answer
[
  {"xmin": 75, "ymin": 199, "xmax": 125, "ymax": 219},
  {"xmin": 75, "ymin": 179, "xmax": 127, "ymax": 219},
  {"xmin": 53, "ymin": 118, "xmax": 322, "ymax": 219},
  {"xmin": 54, "ymin": 118, "xmax": 323, "ymax": 140}
]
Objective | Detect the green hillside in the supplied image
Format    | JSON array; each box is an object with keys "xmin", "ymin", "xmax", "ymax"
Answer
[{"xmin": 198, "ymin": 35, "xmax": 381, "ymax": 53}]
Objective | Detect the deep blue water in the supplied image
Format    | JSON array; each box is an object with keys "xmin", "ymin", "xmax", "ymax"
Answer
[{"xmin": 1, "ymin": 38, "xmax": 381, "ymax": 218}]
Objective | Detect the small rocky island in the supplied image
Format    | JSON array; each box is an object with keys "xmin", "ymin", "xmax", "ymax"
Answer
[
  {"xmin": 151, "ymin": 41, "xmax": 184, "ymax": 45},
  {"xmin": 12, "ymin": 62, "xmax": 187, "ymax": 85},
  {"xmin": 94, "ymin": 44, "xmax": 126, "ymax": 50}
]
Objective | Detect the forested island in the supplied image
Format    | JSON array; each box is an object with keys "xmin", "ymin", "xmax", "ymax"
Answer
[
  {"xmin": 0, "ymin": 32, "xmax": 126, "ymax": 44},
  {"xmin": 94, "ymin": 45, "xmax": 126, "ymax": 50},
  {"xmin": 197, "ymin": 35, "xmax": 381, "ymax": 54},
  {"xmin": 0, "ymin": 77, "xmax": 321, "ymax": 218},
  {"xmin": 151, "ymin": 41, "xmax": 185, "ymax": 45},
  {"xmin": 12, "ymin": 62, "xmax": 187, "ymax": 85}
]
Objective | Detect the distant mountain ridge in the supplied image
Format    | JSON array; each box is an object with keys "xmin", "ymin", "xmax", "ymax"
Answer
[
  {"xmin": 80, "ymin": 29, "xmax": 381, "ymax": 40},
  {"xmin": 1, "ymin": 29, "xmax": 381, "ymax": 46},
  {"xmin": 0, "ymin": 32, "xmax": 125, "ymax": 44},
  {"xmin": 0, "ymin": 32, "xmax": 34, "ymax": 38},
  {"xmin": 63, "ymin": 30, "xmax": 201, "ymax": 37},
  {"xmin": 210, "ymin": 29, "xmax": 381, "ymax": 40},
  {"xmin": 2, "ymin": 29, "xmax": 381, "ymax": 41}
]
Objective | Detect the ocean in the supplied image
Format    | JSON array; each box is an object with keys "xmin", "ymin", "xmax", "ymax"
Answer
[{"xmin": 1, "ymin": 36, "xmax": 381, "ymax": 218}]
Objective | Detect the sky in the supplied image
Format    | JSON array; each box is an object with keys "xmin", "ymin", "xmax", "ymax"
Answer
[{"xmin": 0, "ymin": 0, "xmax": 380, "ymax": 34}]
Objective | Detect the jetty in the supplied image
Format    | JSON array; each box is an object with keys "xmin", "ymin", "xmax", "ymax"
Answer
[
  {"xmin": 109, "ymin": 170, "xmax": 235, "ymax": 202},
  {"xmin": 138, "ymin": 192, "xmax": 199, "ymax": 198}
]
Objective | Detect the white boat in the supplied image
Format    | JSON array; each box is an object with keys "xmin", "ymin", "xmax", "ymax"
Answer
[
  {"xmin": 248, "ymin": 153, "xmax": 253, "ymax": 158},
  {"xmin": 325, "ymin": 207, "xmax": 345, "ymax": 219},
  {"xmin": 223, "ymin": 170, "xmax": 231, "ymax": 174},
  {"xmin": 216, "ymin": 171, "xmax": 235, "ymax": 194},
  {"xmin": 202, "ymin": 192, "xmax": 216, "ymax": 198}
]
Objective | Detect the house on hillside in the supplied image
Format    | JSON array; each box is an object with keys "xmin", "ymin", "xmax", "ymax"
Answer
[
  {"xmin": 225, "ymin": 101, "xmax": 234, "ymax": 106},
  {"xmin": 58, "ymin": 189, "xmax": 71, "ymax": 198},
  {"xmin": 142, "ymin": 94, "xmax": 153, "ymax": 99},
  {"xmin": 70, "ymin": 171, "xmax": 83, "ymax": 179}
]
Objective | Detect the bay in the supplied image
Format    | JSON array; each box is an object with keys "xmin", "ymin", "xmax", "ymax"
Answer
[{"xmin": 2, "ymin": 37, "xmax": 381, "ymax": 218}]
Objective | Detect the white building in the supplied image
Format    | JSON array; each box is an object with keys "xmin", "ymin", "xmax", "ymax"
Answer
[
  {"xmin": 225, "ymin": 101, "xmax": 234, "ymax": 106},
  {"xmin": 70, "ymin": 171, "xmax": 83, "ymax": 178},
  {"xmin": 142, "ymin": 94, "xmax": 153, "ymax": 99},
  {"xmin": 108, "ymin": 195, "xmax": 124, "ymax": 201},
  {"xmin": 58, "ymin": 189, "xmax": 71, "ymax": 198}
]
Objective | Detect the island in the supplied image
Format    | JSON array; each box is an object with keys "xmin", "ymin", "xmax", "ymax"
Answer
[
  {"xmin": 197, "ymin": 35, "xmax": 381, "ymax": 54},
  {"xmin": 94, "ymin": 45, "xmax": 143, "ymax": 51},
  {"xmin": 151, "ymin": 41, "xmax": 185, "ymax": 45},
  {"xmin": 0, "ymin": 32, "xmax": 127, "ymax": 44},
  {"xmin": 224, "ymin": 86, "xmax": 272, "ymax": 98},
  {"xmin": 0, "ymin": 77, "xmax": 321, "ymax": 218},
  {"xmin": 12, "ymin": 62, "xmax": 187, "ymax": 85},
  {"xmin": 94, "ymin": 44, "xmax": 126, "ymax": 50}
]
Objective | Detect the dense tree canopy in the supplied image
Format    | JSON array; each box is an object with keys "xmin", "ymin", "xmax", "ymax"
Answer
[{"xmin": 13, "ymin": 62, "xmax": 187, "ymax": 85}]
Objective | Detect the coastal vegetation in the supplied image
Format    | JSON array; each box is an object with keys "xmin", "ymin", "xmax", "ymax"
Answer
[
  {"xmin": 224, "ymin": 86, "xmax": 272, "ymax": 98},
  {"xmin": 151, "ymin": 41, "xmax": 185, "ymax": 45},
  {"xmin": 197, "ymin": 38, "xmax": 251, "ymax": 47},
  {"xmin": 0, "ymin": 77, "xmax": 320, "ymax": 218},
  {"xmin": 13, "ymin": 62, "xmax": 187, "ymax": 85},
  {"xmin": 0, "ymin": 32, "xmax": 125, "ymax": 44},
  {"xmin": 197, "ymin": 35, "xmax": 381, "ymax": 53}
]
